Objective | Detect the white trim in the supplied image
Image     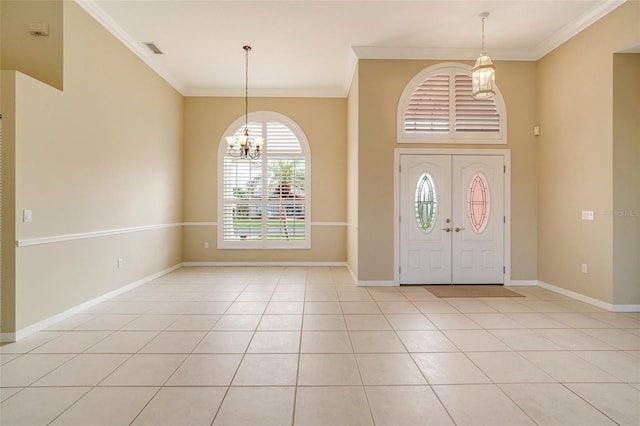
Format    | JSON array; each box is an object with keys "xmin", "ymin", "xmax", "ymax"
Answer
[
  {"xmin": 182, "ymin": 222, "xmax": 346, "ymax": 227},
  {"xmin": 533, "ymin": 0, "xmax": 626, "ymax": 59},
  {"xmin": 537, "ymin": 281, "xmax": 640, "ymax": 313},
  {"xmin": 394, "ymin": 148, "xmax": 511, "ymax": 287},
  {"xmin": 183, "ymin": 261, "xmax": 347, "ymax": 267},
  {"xmin": 357, "ymin": 280, "xmax": 396, "ymax": 287},
  {"xmin": 507, "ymin": 280, "xmax": 538, "ymax": 287},
  {"xmin": 16, "ymin": 223, "xmax": 183, "ymax": 247},
  {"xmin": 611, "ymin": 304, "xmax": 640, "ymax": 313},
  {"xmin": 183, "ymin": 87, "xmax": 347, "ymax": 98},
  {"xmin": 74, "ymin": 1, "xmax": 184, "ymax": 94},
  {"xmin": 0, "ymin": 333, "xmax": 16, "ymax": 343},
  {"xmin": 14, "ymin": 223, "xmax": 182, "ymax": 247},
  {"xmin": 1, "ymin": 263, "xmax": 182, "ymax": 343},
  {"xmin": 352, "ymin": 46, "xmax": 533, "ymax": 61}
]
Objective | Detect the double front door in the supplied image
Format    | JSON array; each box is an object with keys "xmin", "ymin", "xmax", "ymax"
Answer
[{"xmin": 400, "ymin": 154, "xmax": 504, "ymax": 284}]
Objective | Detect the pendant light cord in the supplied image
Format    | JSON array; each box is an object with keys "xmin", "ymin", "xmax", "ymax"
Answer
[
  {"xmin": 481, "ymin": 15, "xmax": 485, "ymax": 54},
  {"xmin": 244, "ymin": 45, "xmax": 250, "ymax": 131}
]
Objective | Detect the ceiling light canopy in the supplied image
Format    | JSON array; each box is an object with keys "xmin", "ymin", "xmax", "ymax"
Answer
[
  {"xmin": 471, "ymin": 12, "xmax": 496, "ymax": 100},
  {"xmin": 225, "ymin": 45, "xmax": 264, "ymax": 160}
]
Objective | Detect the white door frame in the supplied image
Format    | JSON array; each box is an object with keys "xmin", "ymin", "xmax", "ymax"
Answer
[{"xmin": 394, "ymin": 148, "xmax": 511, "ymax": 286}]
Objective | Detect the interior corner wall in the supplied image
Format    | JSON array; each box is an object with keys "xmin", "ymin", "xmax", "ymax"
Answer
[
  {"xmin": 612, "ymin": 53, "xmax": 640, "ymax": 305},
  {"xmin": 1, "ymin": 0, "xmax": 64, "ymax": 90},
  {"xmin": 182, "ymin": 96, "xmax": 347, "ymax": 264},
  {"xmin": 10, "ymin": 1, "xmax": 183, "ymax": 334},
  {"xmin": 1, "ymin": 71, "xmax": 17, "ymax": 335},
  {"xmin": 356, "ymin": 59, "xmax": 538, "ymax": 283},
  {"xmin": 536, "ymin": 1, "xmax": 640, "ymax": 305},
  {"xmin": 347, "ymin": 64, "xmax": 359, "ymax": 280}
]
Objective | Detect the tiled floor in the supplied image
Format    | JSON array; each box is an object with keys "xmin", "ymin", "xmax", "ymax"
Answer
[{"xmin": 1, "ymin": 266, "xmax": 639, "ymax": 425}]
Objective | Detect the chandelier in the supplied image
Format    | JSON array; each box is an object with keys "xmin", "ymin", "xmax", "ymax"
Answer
[
  {"xmin": 471, "ymin": 12, "xmax": 496, "ymax": 100},
  {"xmin": 226, "ymin": 45, "xmax": 264, "ymax": 159}
]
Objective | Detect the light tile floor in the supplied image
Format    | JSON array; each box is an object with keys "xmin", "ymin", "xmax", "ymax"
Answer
[{"xmin": 1, "ymin": 266, "xmax": 639, "ymax": 425}]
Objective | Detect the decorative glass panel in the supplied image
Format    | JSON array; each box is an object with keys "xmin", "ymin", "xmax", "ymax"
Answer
[
  {"xmin": 415, "ymin": 173, "xmax": 437, "ymax": 232},
  {"xmin": 468, "ymin": 173, "xmax": 490, "ymax": 233}
]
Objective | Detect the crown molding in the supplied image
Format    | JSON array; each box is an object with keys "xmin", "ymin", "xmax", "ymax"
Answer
[
  {"xmin": 75, "ymin": 0, "xmax": 186, "ymax": 94},
  {"xmin": 532, "ymin": 0, "xmax": 627, "ymax": 59},
  {"xmin": 352, "ymin": 46, "xmax": 537, "ymax": 61},
  {"xmin": 182, "ymin": 87, "xmax": 347, "ymax": 98}
]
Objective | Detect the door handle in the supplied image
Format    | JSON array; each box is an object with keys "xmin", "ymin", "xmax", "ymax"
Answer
[
  {"xmin": 455, "ymin": 227, "xmax": 465, "ymax": 232},
  {"xmin": 442, "ymin": 227, "xmax": 452, "ymax": 232}
]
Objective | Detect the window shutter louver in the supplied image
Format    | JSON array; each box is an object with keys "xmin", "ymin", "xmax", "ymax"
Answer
[
  {"xmin": 404, "ymin": 74, "xmax": 450, "ymax": 133},
  {"xmin": 454, "ymin": 74, "xmax": 500, "ymax": 133}
]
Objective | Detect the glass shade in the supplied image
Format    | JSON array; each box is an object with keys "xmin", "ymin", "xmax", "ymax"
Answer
[{"xmin": 471, "ymin": 54, "xmax": 496, "ymax": 100}]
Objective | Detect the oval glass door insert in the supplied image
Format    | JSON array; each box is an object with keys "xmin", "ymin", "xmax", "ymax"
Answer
[
  {"xmin": 468, "ymin": 172, "xmax": 490, "ymax": 233},
  {"xmin": 415, "ymin": 173, "xmax": 437, "ymax": 232}
]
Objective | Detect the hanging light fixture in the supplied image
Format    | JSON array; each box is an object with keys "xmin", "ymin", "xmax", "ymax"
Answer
[
  {"xmin": 226, "ymin": 45, "xmax": 264, "ymax": 159},
  {"xmin": 471, "ymin": 12, "xmax": 496, "ymax": 100}
]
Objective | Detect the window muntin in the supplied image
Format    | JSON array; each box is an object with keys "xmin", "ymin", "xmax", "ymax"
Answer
[
  {"xmin": 398, "ymin": 63, "xmax": 506, "ymax": 144},
  {"xmin": 468, "ymin": 172, "xmax": 490, "ymax": 233},
  {"xmin": 219, "ymin": 113, "xmax": 310, "ymax": 249},
  {"xmin": 415, "ymin": 173, "xmax": 437, "ymax": 233}
]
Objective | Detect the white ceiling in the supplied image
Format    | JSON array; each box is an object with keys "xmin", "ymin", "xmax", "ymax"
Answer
[{"xmin": 78, "ymin": 0, "xmax": 629, "ymax": 97}]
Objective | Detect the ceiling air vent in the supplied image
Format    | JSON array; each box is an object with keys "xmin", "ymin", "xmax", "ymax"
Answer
[{"xmin": 143, "ymin": 42, "xmax": 163, "ymax": 55}]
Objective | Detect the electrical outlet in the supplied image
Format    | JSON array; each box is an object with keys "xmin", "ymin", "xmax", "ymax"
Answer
[
  {"xmin": 204, "ymin": 242, "xmax": 209, "ymax": 249},
  {"xmin": 117, "ymin": 258, "xmax": 124, "ymax": 269},
  {"xmin": 581, "ymin": 263, "xmax": 588, "ymax": 273}
]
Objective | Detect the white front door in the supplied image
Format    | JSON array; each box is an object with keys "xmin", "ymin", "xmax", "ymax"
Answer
[{"xmin": 399, "ymin": 154, "xmax": 504, "ymax": 284}]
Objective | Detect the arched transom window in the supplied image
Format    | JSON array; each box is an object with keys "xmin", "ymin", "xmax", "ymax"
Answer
[
  {"xmin": 398, "ymin": 63, "xmax": 507, "ymax": 144},
  {"xmin": 218, "ymin": 111, "xmax": 310, "ymax": 249}
]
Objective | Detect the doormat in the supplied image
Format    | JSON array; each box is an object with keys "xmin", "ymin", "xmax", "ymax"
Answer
[{"xmin": 422, "ymin": 285, "xmax": 524, "ymax": 298}]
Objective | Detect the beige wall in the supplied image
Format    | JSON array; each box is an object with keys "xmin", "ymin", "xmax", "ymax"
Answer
[
  {"xmin": 347, "ymin": 65, "xmax": 359, "ymax": 278},
  {"xmin": 183, "ymin": 96, "xmax": 347, "ymax": 263},
  {"xmin": 612, "ymin": 53, "xmax": 640, "ymax": 304},
  {"xmin": 537, "ymin": 1, "xmax": 640, "ymax": 304},
  {"xmin": 356, "ymin": 59, "xmax": 538, "ymax": 282},
  {"xmin": 1, "ymin": 0, "xmax": 63, "ymax": 90},
  {"xmin": 3, "ymin": 2, "xmax": 183, "ymax": 333},
  {"xmin": 1, "ymin": 72, "xmax": 17, "ymax": 333}
]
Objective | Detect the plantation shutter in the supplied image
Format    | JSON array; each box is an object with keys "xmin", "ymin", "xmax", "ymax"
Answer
[
  {"xmin": 221, "ymin": 117, "xmax": 308, "ymax": 247},
  {"xmin": 399, "ymin": 65, "xmax": 504, "ymax": 142},
  {"xmin": 403, "ymin": 74, "xmax": 450, "ymax": 133},
  {"xmin": 222, "ymin": 122, "xmax": 263, "ymax": 240},
  {"xmin": 454, "ymin": 74, "xmax": 500, "ymax": 133}
]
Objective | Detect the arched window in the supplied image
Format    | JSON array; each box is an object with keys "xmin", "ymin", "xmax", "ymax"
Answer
[
  {"xmin": 218, "ymin": 111, "xmax": 310, "ymax": 249},
  {"xmin": 397, "ymin": 63, "xmax": 507, "ymax": 144}
]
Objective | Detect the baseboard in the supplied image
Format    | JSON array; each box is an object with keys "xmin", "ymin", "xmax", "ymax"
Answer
[
  {"xmin": 0, "ymin": 332, "xmax": 16, "ymax": 342},
  {"xmin": 610, "ymin": 304, "xmax": 640, "ymax": 313},
  {"xmin": 357, "ymin": 280, "xmax": 396, "ymax": 287},
  {"xmin": 538, "ymin": 281, "xmax": 640, "ymax": 312},
  {"xmin": 1, "ymin": 263, "xmax": 183, "ymax": 343},
  {"xmin": 507, "ymin": 280, "xmax": 538, "ymax": 287},
  {"xmin": 183, "ymin": 261, "xmax": 347, "ymax": 267}
]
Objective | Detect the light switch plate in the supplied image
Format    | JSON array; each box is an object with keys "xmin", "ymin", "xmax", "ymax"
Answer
[
  {"xmin": 581, "ymin": 210, "xmax": 594, "ymax": 221},
  {"xmin": 23, "ymin": 209, "xmax": 32, "ymax": 222}
]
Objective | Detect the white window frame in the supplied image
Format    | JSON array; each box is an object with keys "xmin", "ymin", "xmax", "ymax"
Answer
[
  {"xmin": 397, "ymin": 62, "xmax": 507, "ymax": 144},
  {"xmin": 218, "ymin": 111, "xmax": 311, "ymax": 249}
]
